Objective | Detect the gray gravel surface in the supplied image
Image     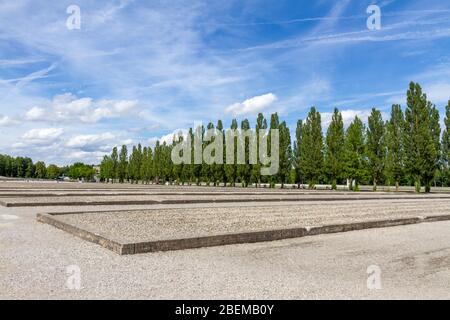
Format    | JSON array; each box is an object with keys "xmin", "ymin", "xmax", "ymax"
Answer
[
  {"xmin": 3, "ymin": 192, "xmax": 450, "ymax": 207},
  {"xmin": 54, "ymin": 199, "xmax": 450, "ymax": 242},
  {"xmin": 1, "ymin": 203, "xmax": 450, "ymax": 299},
  {"xmin": 2, "ymin": 182, "xmax": 450, "ymax": 299},
  {"xmin": 0, "ymin": 191, "xmax": 400, "ymax": 197},
  {"xmin": 3, "ymin": 180, "xmax": 450, "ymax": 193}
]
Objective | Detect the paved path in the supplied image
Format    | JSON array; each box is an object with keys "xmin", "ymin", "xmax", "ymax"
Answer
[{"xmin": 1, "ymin": 204, "xmax": 450, "ymax": 299}]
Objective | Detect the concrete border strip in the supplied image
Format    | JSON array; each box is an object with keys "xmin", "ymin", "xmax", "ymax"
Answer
[{"xmin": 6, "ymin": 194, "xmax": 450, "ymax": 207}]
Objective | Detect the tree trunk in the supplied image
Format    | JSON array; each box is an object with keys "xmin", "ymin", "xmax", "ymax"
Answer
[{"xmin": 425, "ymin": 179, "xmax": 431, "ymax": 193}]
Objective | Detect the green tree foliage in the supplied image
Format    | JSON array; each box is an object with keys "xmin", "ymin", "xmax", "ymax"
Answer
[
  {"xmin": 46, "ymin": 164, "xmax": 60, "ymax": 180},
  {"xmin": 293, "ymin": 120, "xmax": 303, "ymax": 187},
  {"xmin": 268, "ymin": 113, "xmax": 280, "ymax": 188},
  {"xmin": 5, "ymin": 82, "xmax": 448, "ymax": 190},
  {"xmin": 215, "ymin": 120, "xmax": 226, "ymax": 186},
  {"xmin": 238, "ymin": 119, "xmax": 252, "ymax": 187},
  {"xmin": 225, "ymin": 119, "xmax": 238, "ymax": 186},
  {"xmin": 343, "ymin": 116, "xmax": 366, "ymax": 191},
  {"xmin": 251, "ymin": 113, "xmax": 267, "ymax": 187},
  {"xmin": 100, "ymin": 155, "xmax": 113, "ymax": 182},
  {"xmin": 111, "ymin": 147, "xmax": 118, "ymax": 183},
  {"xmin": 163, "ymin": 142, "xmax": 173, "ymax": 184},
  {"xmin": 171, "ymin": 135, "xmax": 184, "ymax": 185},
  {"xmin": 203, "ymin": 122, "xmax": 215, "ymax": 186},
  {"xmin": 278, "ymin": 121, "xmax": 292, "ymax": 188},
  {"xmin": 118, "ymin": 145, "xmax": 128, "ymax": 183},
  {"xmin": 324, "ymin": 108, "xmax": 345, "ymax": 190},
  {"xmin": 404, "ymin": 82, "xmax": 440, "ymax": 193},
  {"xmin": 192, "ymin": 126, "xmax": 203, "ymax": 185},
  {"xmin": 35, "ymin": 161, "xmax": 47, "ymax": 179},
  {"xmin": 144, "ymin": 146, "xmax": 154, "ymax": 184},
  {"xmin": 385, "ymin": 104, "xmax": 405, "ymax": 191},
  {"xmin": 68, "ymin": 162, "xmax": 95, "ymax": 181},
  {"xmin": 430, "ymin": 104, "xmax": 442, "ymax": 188},
  {"xmin": 300, "ymin": 107, "xmax": 323, "ymax": 189},
  {"xmin": 442, "ymin": 101, "xmax": 450, "ymax": 184},
  {"xmin": 186, "ymin": 128, "xmax": 195, "ymax": 185},
  {"xmin": 366, "ymin": 108, "xmax": 386, "ymax": 191},
  {"xmin": 128, "ymin": 144, "xmax": 143, "ymax": 183},
  {"xmin": 0, "ymin": 155, "xmax": 34, "ymax": 178},
  {"xmin": 153, "ymin": 141, "xmax": 162, "ymax": 184}
]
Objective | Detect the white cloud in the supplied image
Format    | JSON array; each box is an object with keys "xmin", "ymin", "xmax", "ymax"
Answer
[
  {"xmin": 148, "ymin": 129, "xmax": 188, "ymax": 146},
  {"xmin": 25, "ymin": 106, "xmax": 46, "ymax": 121},
  {"xmin": 0, "ymin": 115, "xmax": 19, "ymax": 126},
  {"xmin": 24, "ymin": 93, "xmax": 139, "ymax": 123},
  {"xmin": 385, "ymin": 83, "xmax": 450, "ymax": 106},
  {"xmin": 14, "ymin": 127, "xmax": 64, "ymax": 148},
  {"xmin": 225, "ymin": 93, "xmax": 277, "ymax": 116},
  {"xmin": 9, "ymin": 128, "xmax": 135, "ymax": 165},
  {"xmin": 424, "ymin": 83, "xmax": 450, "ymax": 105},
  {"xmin": 23, "ymin": 127, "xmax": 63, "ymax": 140},
  {"xmin": 321, "ymin": 109, "xmax": 387, "ymax": 128},
  {"xmin": 385, "ymin": 94, "xmax": 406, "ymax": 105},
  {"xmin": 65, "ymin": 150, "xmax": 108, "ymax": 162},
  {"xmin": 65, "ymin": 132, "xmax": 117, "ymax": 151}
]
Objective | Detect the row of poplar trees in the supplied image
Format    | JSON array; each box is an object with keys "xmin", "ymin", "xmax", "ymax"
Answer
[{"xmin": 100, "ymin": 82, "xmax": 450, "ymax": 193}]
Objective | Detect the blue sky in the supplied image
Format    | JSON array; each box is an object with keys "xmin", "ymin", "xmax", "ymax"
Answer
[{"xmin": 1, "ymin": 0, "xmax": 450, "ymax": 165}]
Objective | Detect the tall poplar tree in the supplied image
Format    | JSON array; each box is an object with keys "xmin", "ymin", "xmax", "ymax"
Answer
[
  {"xmin": 430, "ymin": 104, "xmax": 441, "ymax": 188},
  {"xmin": 111, "ymin": 147, "xmax": 118, "ymax": 183},
  {"xmin": 300, "ymin": 107, "xmax": 323, "ymax": 189},
  {"xmin": 404, "ymin": 82, "xmax": 438, "ymax": 193},
  {"xmin": 268, "ymin": 113, "xmax": 280, "ymax": 188},
  {"xmin": 215, "ymin": 120, "xmax": 226, "ymax": 186},
  {"xmin": 225, "ymin": 119, "xmax": 238, "ymax": 186},
  {"xmin": 385, "ymin": 104, "xmax": 405, "ymax": 191},
  {"xmin": 153, "ymin": 141, "xmax": 162, "ymax": 184},
  {"xmin": 238, "ymin": 119, "xmax": 252, "ymax": 187},
  {"xmin": 324, "ymin": 108, "xmax": 345, "ymax": 190},
  {"xmin": 118, "ymin": 145, "xmax": 128, "ymax": 183},
  {"xmin": 35, "ymin": 161, "xmax": 46, "ymax": 179},
  {"xmin": 203, "ymin": 122, "xmax": 215, "ymax": 185},
  {"xmin": 192, "ymin": 125, "xmax": 204, "ymax": 185},
  {"xmin": 343, "ymin": 116, "xmax": 366, "ymax": 191},
  {"xmin": 252, "ymin": 113, "xmax": 267, "ymax": 187},
  {"xmin": 293, "ymin": 119, "xmax": 304, "ymax": 187},
  {"xmin": 278, "ymin": 121, "xmax": 292, "ymax": 188},
  {"xmin": 442, "ymin": 101, "xmax": 450, "ymax": 185},
  {"xmin": 186, "ymin": 128, "xmax": 194, "ymax": 185},
  {"xmin": 366, "ymin": 108, "xmax": 386, "ymax": 191}
]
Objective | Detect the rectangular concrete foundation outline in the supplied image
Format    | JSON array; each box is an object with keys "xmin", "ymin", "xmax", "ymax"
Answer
[{"xmin": 36, "ymin": 211, "xmax": 450, "ymax": 255}]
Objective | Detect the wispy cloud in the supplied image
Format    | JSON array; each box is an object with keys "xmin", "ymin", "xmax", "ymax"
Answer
[
  {"xmin": 24, "ymin": 93, "xmax": 139, "ymax": 123},
  {"xmin": 0, "ymin": 115, "xmax": 19, "ymax": 126},
  {"xmin": 0, "ymin": 58, "xmax": 44, "ymax": 67}
]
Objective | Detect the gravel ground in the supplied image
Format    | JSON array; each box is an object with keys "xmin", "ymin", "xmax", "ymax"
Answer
[
  {"xmin": 0, "ymin": 191, "xmax": 391, "ymax": 197},
  {"xmin": 3, "ymin": 192, "xmax": 450, "ymax": 207},
  {"xmin": 3, "ymin": 180, "xmax": 450, "ymax": 193},
  {"xmin": 1, "ymin": 202, "xmax": 450, "ymax": 299},
  {"xmin": 0, "ymin": 181, "xmax": 298, "ymax": 191},
  {"xmin": 53, "ymin": 199, "xmax": 450, "ymax": 242},
  {"xmin": 2, "ymin": 182, "xmax": 450, "ymax": 299}
]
